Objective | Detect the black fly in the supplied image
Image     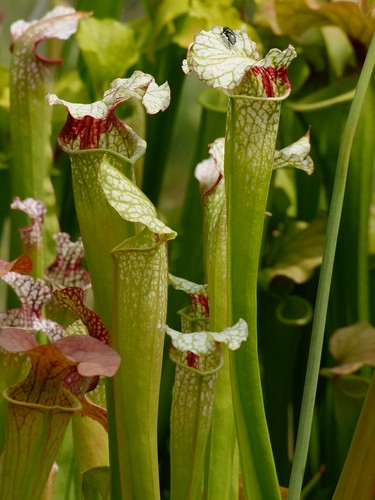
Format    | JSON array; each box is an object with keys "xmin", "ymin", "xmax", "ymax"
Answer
[{"xmin": 222, "ymin": 26, "xmax": 236, "ymax": 46}]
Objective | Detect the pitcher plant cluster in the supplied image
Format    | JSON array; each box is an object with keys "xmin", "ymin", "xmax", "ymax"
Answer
[{"xmin": 1, "ymin": 2, "xmax": 375, "ymax": 500}]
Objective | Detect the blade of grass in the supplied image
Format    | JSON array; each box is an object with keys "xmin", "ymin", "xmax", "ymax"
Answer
[{"xmin": 287, "ymin": 31, "xmax": 375, "ymax": 500}]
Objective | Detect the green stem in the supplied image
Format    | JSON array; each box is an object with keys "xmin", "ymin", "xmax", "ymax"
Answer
[
  {"xmin": 0, "ymin": 392, "xmax": 78, "ymax": 499},
  {"xmin": 203, "ymin": 138, "xmax": 238, "ymax": 499},
  {"xmin": 170, "ymin": 361, "xmax": 221, "ymax": 500},
  {"xmin": 204, "ymin": 348, "xmax": 238, "ymax": 500},
  {"xmin": 287, "ymin": 31, "xmax": 375, "ymax": 500},
  {"xmin": 111, "ymin": 228, "xmax": 168, "ymax": 500},
  {"xmin": 225, "ymin": 95, "xmax": 282, "ymax": 499},
  {"xmin": 10, "ymin": 34, "xmax": 59, "ymax": 275},
  {"xmin": 65, "ymin": 153, "xmax": 133, "ymax": 500},
  {"xmin": 106, "ymin": 378, "xmax": 122, "ymax": 499}
]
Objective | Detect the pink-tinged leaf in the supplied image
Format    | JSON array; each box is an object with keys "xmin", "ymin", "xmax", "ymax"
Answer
[
  {"xmin": 45, "ymin": 232, "xmax": 90, "ymax": 288},
  {"xmin": 0, "ymin": 329, "xmax": 120, "ymax": 401},
  {"xmin": 0, "ymin": 255, "xmax": 32, "ymax": 277},
  {"xmin": 0, "ymin": 272, "xmax": 64, "ymax": 340},
  {"xmin": 0, "ymin": 326, "xmax": 119, "ymax": 500},
  {"xmin": 11, "ymin": 197, "xmax": 46, "ymax": 250},
  {"xmin": 1, "ymin": 332, "xmax": 78, "ymax": 406},
  {"xmin": 0, "ymin": 328, "xmax": 39, "ymax": 352},
  {"xmin": 56, "ymin": 336, "xmax": 121, "ymax": 378},
  {"xmin": 53, "ymin": 287, "xmax": 110, "ymax": 345},
  {"xmin": 0, "ymin": 341, "xmax": 80, "ymax": 499},
  {"xmin": 10, "ymin": 6, "xmax": 91, "ymax": 63}
]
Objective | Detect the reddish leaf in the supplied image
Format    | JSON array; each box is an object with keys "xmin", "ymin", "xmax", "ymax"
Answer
[
  {"xmin": 53, "ymin": 287, "xmax": 110, "ymax": 344},
  {"xmin": 0, "ymin": 329, "xmax": 120, "ymax": 403},
  {"xmin": 55, "ymin": 335, "xmax": 120, "ymax": 377},
  {"xmin": 77, "ymin": 395, "xmax": 108, "ymax": 431},
  {"xmin": 0, "ymin": 334, "xmax": 77, "ymax": 406},
  {"xmin": 0, "ymin": 328, "xmax": 38, "ymax": 352},
  {"xmin": 0, "ymin": 255, "xmax": 32, "ymax": 277}
]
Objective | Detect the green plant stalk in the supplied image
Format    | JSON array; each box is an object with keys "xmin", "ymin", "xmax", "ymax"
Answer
[
  {"xmin": 202, "ymin": 146, "xmax": 238, "ymax": 500},
  {"xmin": 204, "ymin": 347, "xmax": 238, "ymax": 500},
  {"xmin": 111, "ymin": 228, "xmax": 169, "ymax": 499},
  {"xmin": 67, "ymin": 153, "xmax": 133, "ymax": 329},
  {"xmin": 0, "ymin": 328, "xmax": 119, "ymax": 500},
  {"xmin": 54, "ymin": 70, "xmax": 170, "ymax": 491},
  {"xmin": 50, "ymin": 79, "xmax": 155, "ymax": 497},
  {"xmin": 81, "ymin": 466, "xmax": 111, "ymax": 500},
  {"xmin": 50, "ymin": 423, "xmax": 80, "ymax": 499},
  {"xmin": 72, "ymin": 415, "xmax": 110, "ymax": 499},
  {"xmin": 50, "ymin": 73, "xmax": 169, "ymax": 331},
  {"xmin": 0, "ymin": 344, "xmax": 83, "ymax": 500},
  {"xmin": 66, "ymin": 152, "xmax": 134, "ymax": 500},
  {"xmin": 287, "ymin": 31, "xmax": 375, "ymax": 500},
  {"xmin": 165, "ymin": 294, "xmax": 247, "ymax": 500},
  {"xmin": 8, "ymin": 10, "xmax": 87, "ymax": 273},
  {"xmin": 170, "ymin": 351, "xmax": 223, "ymax": 500},
  {"xmin": 225, "ymin": 95, "xmax": 282, "ymax": 500},
  {"xmin": 99, "ymin": 154, "xmax": 174, "ymax": 500},
  {"xmin": 168, "ymin": 94, "xmax": 226, "ymax": 286},
  {"xmin": 72, "ymin": 414, "xmax": 109, "ymax": 474},
  {"xmin": 154, "ymin": 98, "xmax": 223, "ymax": 466},
  {"xmin": 0, "ymin": 398, "xmax": 77, "ymax": 500},
  {"xmin": 9, "ymin": 37, "xmax": 57, "ymax": 278},
  {"xmin": 0, "ymin": 352, "xmax": 30, "ymax": 453}
]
